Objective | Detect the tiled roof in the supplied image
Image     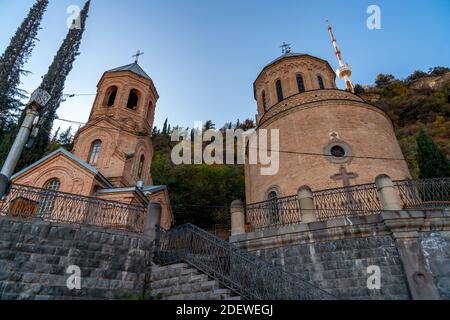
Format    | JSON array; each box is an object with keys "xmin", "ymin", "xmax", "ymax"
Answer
[{"xmin": 106, "ymin": 62, "xmax": 151, "ymax": 80}]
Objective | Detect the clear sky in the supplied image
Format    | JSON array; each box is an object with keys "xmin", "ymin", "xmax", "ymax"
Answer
[{"xmin": 0, "ymin": 0, "xmax": 449, "ymax": 134}]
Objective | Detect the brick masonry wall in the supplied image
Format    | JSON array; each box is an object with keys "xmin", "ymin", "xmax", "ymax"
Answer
[{"xmin": 0, "ymin": 217, "xmax": 153, "ymax": 300}]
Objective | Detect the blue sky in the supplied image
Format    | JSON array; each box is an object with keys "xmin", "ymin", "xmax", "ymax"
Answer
[{"xmin": 0, "ymin": 0, "xmax": 449, "ymax": 133}]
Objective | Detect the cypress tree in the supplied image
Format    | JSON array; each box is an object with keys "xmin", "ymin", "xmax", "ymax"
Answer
[
  {"xmin": 0, "ymin": 0, "xmax": 91, "ymax": 170},
  {"xmin": 416, "ymin": 128, "xmax": 450, "ymax": 178},
  {"xmin": 0, "ymin": 0, "xmax": 49, "ymax": 132}
]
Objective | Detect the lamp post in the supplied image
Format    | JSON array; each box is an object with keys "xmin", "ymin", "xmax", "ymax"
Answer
[{"xmin": 0, "ymin": 88, "xmax": 51, "ymax": 198}]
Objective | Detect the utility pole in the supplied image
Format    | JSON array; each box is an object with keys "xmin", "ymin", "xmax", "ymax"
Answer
[{"xmin": 0, "ymin": 88, "xmax": 51, "ymax": 198}]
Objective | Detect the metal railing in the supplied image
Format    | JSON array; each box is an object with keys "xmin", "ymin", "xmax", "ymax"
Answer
[
  {"xmin": 245, "ymin": 195, "xmax": 300, "ymax": 230},
  {"xmin": 313, "ymin": 183, "xmax": 382, "ymax": 221},
  {"xmin": 0, "ymin": 184, "xmax": 147, "ymax": 233},
  {"xmin": 395, "ymin": 178, "xmax": 450, "ymax": 209},
  {"xmin": 245, "ymin": 178, "xmax": 450, "ymax": 230},
  {"xmin": 154, "ymin": 223, "xmax": 338, "ymax": 300}
]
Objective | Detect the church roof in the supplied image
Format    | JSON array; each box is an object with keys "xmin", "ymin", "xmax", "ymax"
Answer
[
  {"xmin": 106, "ymin": 62, "xmax": 151, "ymax": 80},
  {"xmin": 12, "ymin": 148, "xmax": 113, "ymax": 188},
  {"xmin": 254, "ymin": 53, "xmax": 336, "ymax": 98}
]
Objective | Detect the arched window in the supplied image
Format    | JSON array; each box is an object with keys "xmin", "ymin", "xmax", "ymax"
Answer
[
  {"xmin": 127, "ymin": 89, "xmax": 139, "ymax": 109},
  {"xmin": 137, "ymin": 155, "xmax": 145, "ymax": 179},
  {"xmin": 104, "ymin": 86, "xmax": 118, "ymax": 107},
  {"xmin": 88, "ymin": 140, "xmax": 102, "ymax": 166},
  {"xmin": 268, "ymin": 191, "xmax": 278, "ymax": 201},
  {"xmin": 267, "ymin": 191, "xmax": 281, "ymax": 224},
  {"xmin": 318, "ymin": 76, "xmax": 325, "ymax": 89},
  {"xmin": 296, "ymin": 74, "xmax": 305, "ymax": 93},
  {"xmin": 276, "ymin": 80, "xmax": 283, "ymax": 102},
  {"xmin": 262, "ymin": 91, "xmax": 267, "ymax": 112},
  {"xmin": 45, "ymin": 179, "xmax": 61, "ymax": 191},
  {"xmin": 38, "ymin": 178, "xmax": 61, "ymax": 217}
]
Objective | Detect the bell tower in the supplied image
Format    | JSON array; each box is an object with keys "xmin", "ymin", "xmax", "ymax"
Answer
[{"xmin": 72, "ymin": 61, "xmax": 159, "ymax": 187}]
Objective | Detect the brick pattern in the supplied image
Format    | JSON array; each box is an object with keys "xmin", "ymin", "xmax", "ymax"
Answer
[
  {"xmin": 0, "ymin": 218, "xmax": 152, "ymax": 300},
  {"xmin": 245, "ymin": 100, "xmax": 411, "ymax": 204}
]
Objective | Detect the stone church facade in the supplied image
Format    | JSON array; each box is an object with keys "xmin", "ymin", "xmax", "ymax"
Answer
[
  {"xmin": 11, "ymin": 62, "xmax": 173, "ymax": 229},
  {"xmin": 245, "ymin": 53, "xmax": 411, "ymax": 204}
]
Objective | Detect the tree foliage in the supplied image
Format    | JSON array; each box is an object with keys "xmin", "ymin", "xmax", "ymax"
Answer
[
  {"xmin": 0, "ymin": 1, "xmax": 91, "ymax": 171},
  {"xmin": 151, "ymin": 119, "xmax": 254, "ymax": 228},
  {"xmin": 416, "ymin": 128, "xmax": 450, "ymax": 179},
  {"xmin": 0, "ymin": 0, "xmax": 48, "ymax": 132}
]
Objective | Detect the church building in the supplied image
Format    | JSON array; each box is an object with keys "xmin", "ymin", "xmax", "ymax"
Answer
[
  {"xmin": 10, "ymin": 61, "xmax": 173, "ymax": 229},
  {"xmin": 245, "ymin": 47, "xmax": 411, "ymax": 204}
]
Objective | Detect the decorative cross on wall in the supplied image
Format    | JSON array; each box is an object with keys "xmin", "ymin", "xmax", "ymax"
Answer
[
  {"xmin": 331, "ymin": 165, "xmax": 359, "ymax": 188},
  {"xmin": 132, "ymin": 50, "xmax": 145, "ymax": 63}
]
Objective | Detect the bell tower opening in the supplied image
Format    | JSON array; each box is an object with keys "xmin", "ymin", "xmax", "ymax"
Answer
[
  {"xmin": 104, "ymin": 86, "xmax": 118, "ymax": 107},
  {"xmin": 127, "ymin": 89, "xmax": 139, "ymax": 110}
]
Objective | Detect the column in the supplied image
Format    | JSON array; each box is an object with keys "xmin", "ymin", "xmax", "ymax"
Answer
[
  {"xmin": 231, "ymin": 200, "xmax": 245, "ymax": 236},
  {"xmin": 298, "ymin": 186, "xmax": 317, "ymax": 223},
  {"xmin": 375, "ymin": 174, "xmax": 402, "ymax": 210}
]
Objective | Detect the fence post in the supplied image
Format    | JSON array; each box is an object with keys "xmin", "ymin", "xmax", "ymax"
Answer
[
  {"xmin": 231, "ymin": 200, "xmax": 245, "ymax": 236},
  {"xmin": 375, "ymin": 174, "xmax": 402, "ymax": 210},
  {"xmin": 298, "ymin": 186, "xmax": 317, "ymax": 223},
  {"xmin": 144, "ymin": 202, "xmax": 162, "ymax": 241}
]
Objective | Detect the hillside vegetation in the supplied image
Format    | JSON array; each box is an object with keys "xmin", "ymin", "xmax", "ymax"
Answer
[{"xmin": 356, "ymin": 67, "xmax": 450, "ymax": 177}]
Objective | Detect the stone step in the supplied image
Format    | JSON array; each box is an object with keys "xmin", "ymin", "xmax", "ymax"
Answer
[{"xmin": 151, "ymin": 262, "xmax": 242, "ymax": 301}]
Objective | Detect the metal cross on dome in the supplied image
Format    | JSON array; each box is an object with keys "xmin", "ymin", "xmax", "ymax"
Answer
[
  {"xmin": 132, "ymin": 50, "xmax": 144, "ymax": 63},
  {"xmin": 280, "ymin": 42, "xmax": 292, "ymax": 55}
]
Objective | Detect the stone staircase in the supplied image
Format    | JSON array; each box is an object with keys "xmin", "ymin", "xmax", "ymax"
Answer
[{"xmin": 150, "ymin": 263, "xmax": 241, "ymax": 300}]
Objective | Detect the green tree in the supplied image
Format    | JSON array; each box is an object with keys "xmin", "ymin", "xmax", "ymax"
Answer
[
  {"xmin": 0, "ymin": 1, "xmax": 91, "ymax": 170},
  {"xmin": 375, "ymin": 74, "xmax": 395, "ymax": 88},
  {"xmin": 405, "ymin": 70, "xmax": 427, "ymax": 85},
  {"xmin": 0, "ymin": 0, "xmax": 49, "ymax": 132},
  {"xmin": 428, "ymin": 66, "xmax": 450, "ymax": 77},
  {"xmin": 162, "ymin": 118, "xmax": 168, "ymax": 135},
  {"xmin": 416, "ymin": 128, "xmax": 450, "ymax": 178},
  {"xmin": 353, "ymin": 84, "xmax": 365, "ymax": 94},
  {"xmin": 58, "ymin": 126, "xmax": 74, "ymax": 147}
]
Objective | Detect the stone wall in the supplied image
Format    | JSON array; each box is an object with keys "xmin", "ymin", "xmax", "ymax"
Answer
[
  {"xmin": 420, "ymin": 231, "xmax": 450, "ymax": 299},
  {"xmin": 0, "ymin": 217, "xmax": 153, "ymax": 300},
  {"xmin": 230, "ymin": 210, "xmax": 450, "ymax": 300},
  {"xmin": 151, "ymin": 263, "xmax": 240, "ymax": 300}
]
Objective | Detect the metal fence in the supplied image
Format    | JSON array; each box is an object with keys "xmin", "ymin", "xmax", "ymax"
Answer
[
  {"xmin": 0, "ymin": 184, "xmax": 147, "ymax": 233},
  {"xmin": 154, "ymin": 223, "xmax": 338, "ymax": 300},
  {"xmin": 395, "ymin": 178, "xmax": 450, "ymax": 209},
  {"xmin": 245, "ymin": 195, "xmax": 301, "ymax": 230},
  {"xmin": 245, "ymin": 178, "xmax": 450, "ymax": 230},
  {"xmin": 313, "ymin": 183, "xmax": 382, "ymax": 221}
]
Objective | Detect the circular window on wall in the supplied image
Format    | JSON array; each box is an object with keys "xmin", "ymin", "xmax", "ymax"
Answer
[
  {"xmin": 324, "ymin": 140, "xmax": 352, "ymax": 164},
  {"xmin": 330, "ymin": 145, "xmax": 346, "ymax": 158}
]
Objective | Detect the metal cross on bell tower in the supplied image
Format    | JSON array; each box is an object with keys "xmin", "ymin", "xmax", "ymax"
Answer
[
  {"xmin": 132, "ymin": 50, "xmax": 145, "ymax": 63},
  {"xmin": 280, "ymin": 42, "xmax": 292, "ymax": 55}
]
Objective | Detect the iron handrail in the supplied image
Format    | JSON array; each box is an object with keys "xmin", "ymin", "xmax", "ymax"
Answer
[
  {"xmin": 154, "ymin": 223, "xmax": 338, "ymax": 300},
  {"xmin": 0, "ymin": 183, "xmax": 147, "ymax": 233},
  {"xmin": 244, "ymin": 178, "xmax": 450, "ymax": 230}
]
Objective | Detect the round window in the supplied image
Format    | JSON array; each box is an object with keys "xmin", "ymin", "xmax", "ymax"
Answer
[{"xmin": 330, "ymin": 145, "xmax": 346, "ymax": 158}]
